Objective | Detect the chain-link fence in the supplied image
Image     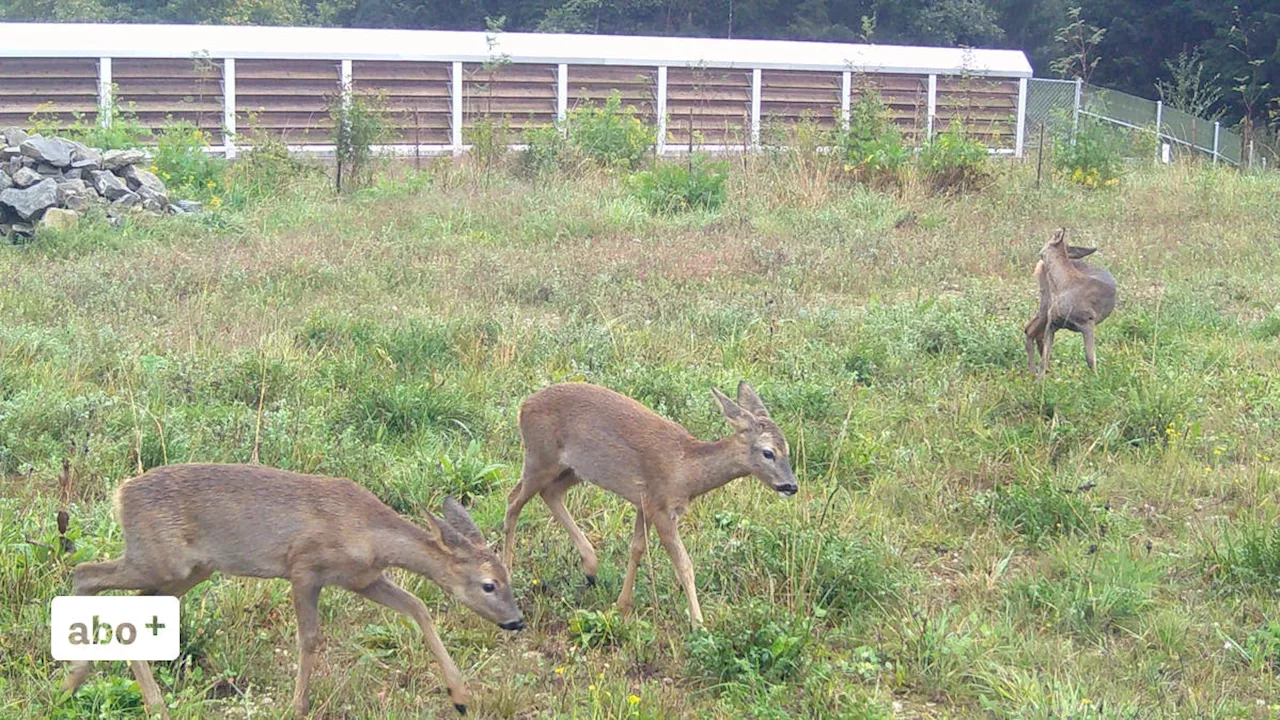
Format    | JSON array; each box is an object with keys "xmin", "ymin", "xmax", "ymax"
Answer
[{"xmin": 1026, "ymin": 77, "xmax": 1250, "ymax": 167}]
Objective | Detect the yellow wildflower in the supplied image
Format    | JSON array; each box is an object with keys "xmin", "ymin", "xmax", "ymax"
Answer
[
  {"xmin": 588, "ymin": 684, "xmax": 597, "ymax": 692},
  {"xmin": 628, "ymin": 695, "xmax": 641, "ymax": 705},
  {"xmin": 554, "ymin": 666, "xmax": 565, "ymax": 675}
]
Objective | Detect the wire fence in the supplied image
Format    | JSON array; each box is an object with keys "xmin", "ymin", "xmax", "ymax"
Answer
[{"xmin": 1026, "ymin": 78, "xmax": 1256, "ymax": 168}]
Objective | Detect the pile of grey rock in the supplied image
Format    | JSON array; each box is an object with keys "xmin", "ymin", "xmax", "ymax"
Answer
[{"xmin": 1, "ymin": 127, "xmax": 202, "ymax": 240}]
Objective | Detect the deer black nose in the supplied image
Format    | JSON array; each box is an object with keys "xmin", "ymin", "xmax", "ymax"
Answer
[
  {"xmin": 500, "ymin": 618, "xmax": 526, "ymax": 631},
  {"xmin": 777, "ymin": 483, "xmax": 798, "ymax": 496}
]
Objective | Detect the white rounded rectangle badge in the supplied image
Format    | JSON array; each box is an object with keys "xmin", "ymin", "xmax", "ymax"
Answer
[{"xmin": 51, "ymin": 596, "xmax": 180, "ymax": 661}]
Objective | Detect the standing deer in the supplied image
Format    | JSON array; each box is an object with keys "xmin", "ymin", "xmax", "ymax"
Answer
[
  {"xmin": 63, "ymin": 464, "xmax": 523, "ymax": 718},
  {"xmin": 1025, "ymin": 228, "xmax": 1117, "ymax": 375},
  {"xmin": 502, "ymin": 381, "xmax": 797, "ymax": 628}
]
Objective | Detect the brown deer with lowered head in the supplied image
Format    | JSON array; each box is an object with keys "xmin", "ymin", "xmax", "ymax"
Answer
[
  {"xmin": 63, "ymin": 464, "xmax": 523, "ymax": 718},
  {"xmin": 1025, "ymin": 228, "xmax": 1117, "ymax": 375},
  {"xmin": 502, "ymin": 381, "xmax": 797, "ymax": 628}
]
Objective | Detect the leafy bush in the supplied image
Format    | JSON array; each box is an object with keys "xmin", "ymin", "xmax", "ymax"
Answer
[
  {"xmin": 224, "ymin": 116, "xmax": 315, "ymax": 203},
  {"xmin": 834, "ymin": 91, "xmax": 911, "ymax": 187},
  {"xmin": 567, "ymin": 92, "xmax": 654, "ymax": 170},
  {"xmin": 1011, "ymin": 547, "xmax": 1158, "ymax": 639},
  {"xmin": 151, "ymin": 120, "xmax": 226, "ymax": 205},
  {"xmin": 520, "ymin": 123, "xmax": 569, "ymax": 176},
  {"xmin": 1054, "ymin": 115, "xmax": 1125, "ymax": 189},
  {"xmin": 567, "ymin": 608, "xmax": 653, "ymax": 649},
  {"xmin": 917, "ymin": 121, "xmax": 990, "ymax": 193},
  {"xmin": 686, "ymin": 600, "xmax": 812, "ymax": 684},
  {"xmin": 330, "ymin": 90, "xmax": 387, "ymax": 192},
  {"xmin": 629, "ymin": 156, "xmax": 728, "ymax": 214},
  {"xmin": 28, "ymin": 95, "xmax": 151, "ymax": 150},
  {"xmin": 469, "ymin": 115, "xmax": 511, "ymax": 177}
]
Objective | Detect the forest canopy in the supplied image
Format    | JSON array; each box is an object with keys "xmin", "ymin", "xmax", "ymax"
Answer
[{"xmin": 2, "ymin": 0, "xmax": 1276, "ymax": 132}]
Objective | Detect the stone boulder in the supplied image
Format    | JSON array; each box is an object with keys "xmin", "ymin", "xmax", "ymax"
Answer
[
  {"xmin": 1, "ymin": 127, "xmax": 30, "ymax": 147},
  {"xmin": 40, "ymin": 207, "xmax": 80, "ymax": 231},
  {"xmin": 11, "ymin": 167, "xmax": 43, "ymax": 188},
  {"xmin": 122, "ymin": 165, "xmax": 167, "ymax": 196},
  {"xmin": 0, "ymin": 178, "xmax": 59, "ymax": 220},
  {"xmin": 101, "ymin": 148, "xmax": 146, "ymax": 171},
  {"xmin": 90, "ymin": 170, "xmax": 132, "ymax": 200},
  {"xmin": 20, "ymin": 136, "xmax": 76, "ymax": 168}
]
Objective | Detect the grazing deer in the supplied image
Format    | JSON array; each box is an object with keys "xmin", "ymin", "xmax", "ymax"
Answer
[
  {"xmin": 502, "ymin": 381, "xmax": 797, "ymax": 628},
  {"xmin": 63, "ymin": 464, "xmax": 523, "ymax": 718},
  {"xmin": 1025, "ymin": 228, "xmax": 1117, "ymax": 375}
]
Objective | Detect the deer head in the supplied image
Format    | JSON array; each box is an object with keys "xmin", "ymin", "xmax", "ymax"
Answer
[{"xmin": 711, "ymin": 381, "xmax": 798, "ymax": 496}]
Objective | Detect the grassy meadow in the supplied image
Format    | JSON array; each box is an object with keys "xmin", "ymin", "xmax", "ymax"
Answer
[{"xmin": 2, "ymin": 146, "xmax": 1280, "ymax": 719}]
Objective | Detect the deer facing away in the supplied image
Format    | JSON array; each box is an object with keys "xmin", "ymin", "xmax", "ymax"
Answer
[
  {"xmin": 1025, "ymin": 228, "xmax": 1117, "ymax": 375},
  {"xmin": 63, "ymin": 464, "xmax": 523, "ymax": 718},
  {"xmin": 502, "ymin": 381, "xmax": 797, "ymax": 628}
]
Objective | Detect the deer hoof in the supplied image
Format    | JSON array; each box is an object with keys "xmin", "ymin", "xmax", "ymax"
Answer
[
  {"xmin": 455, "ymin": 703, "xmax": 467, "ymax": 715},
  {"xmin": 585, "ymin": 574, "xmax": 597, "ymax": 587}
]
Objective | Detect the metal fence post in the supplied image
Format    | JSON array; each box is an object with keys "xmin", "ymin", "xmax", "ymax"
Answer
[
  {"xmin": 926, "ymin": 74, "xmax": 937, "ymax": 140},
  {"xmin": 1154, "ymin": 100, "xmax": 1162, "ymax": 163},
  {"xmin": 1015, "ymin": 77, "xmax": 1027, "ymax": 157},
  {"xmin": 556, "ymin": 63, "xmax": 568, "ymax": 126},
  {"xmin": 451, "ymin": 61, "xmax": 463, "ymax": 155},
  {"xmin": 840, "ymin": 71, "xmax": 851, "ymax": 130},
  {"xmin": 1212, "ymin": 121, "xmax": 1220, "ymax": 164},
  {"xmin": 222, "ymin": 58, "xmax": 236, "ymax": 159},
  {"xmin": 656, "ymin": 65, "xmax": 667, "ymax": 155},
  {"xmin": 750, "ymin": 68, "xmax": 762, "ymax": 149},
  {"xmin": 1071, "ymin": 77, "xmax": 1082, "ymax": 144},
  {"xmin": 97, "ymin": 57, "xmax": 112, "ymax": 128}
]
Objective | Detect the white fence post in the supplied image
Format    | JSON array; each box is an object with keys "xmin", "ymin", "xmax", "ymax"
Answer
[
  {"xmin": 451, "ymin": 61, "xmax": 463, "ymax": 155},
  {"xmin": 97, "ymin": 57, "xmax": 112, "ymax": 128},
  {"xmin": 340, "ymin": 59, "xmax": 352, "ymax": 107},
  {"xmin": 750, "ymin": 68, "xmax": 762, "ymax": 149},
  {"xmin": 1153, "ymin": 99, "xmax": 1162, "ymax": 163},
  {"xmin": 1071, "ymin": 77, "xmax": 1082, "ymax": 144},
  {"xmin": 1015, "ymin": 77, "xmax": 1027, "ymax": 157},
  {"xmin": 840, "ymin": 70, "xmax": 851, "ymax": 130},
  {"xmin": 656, "ymin": 65, "xmax": 667, "ymax": 155},
  {"xmin": 222, "ymin": 58, "xmax": 236, "ymax": 159},
  {"xmin": 926, "ymin": 74, "xmax": 937, "ymax": 140},
  {"xmin": 1212, "ymin": 121, "xmax": 1220, "ymax": 164},
  {"xmin": 556, "ymin": 63, "xmax": 568, "ymax": 125}
]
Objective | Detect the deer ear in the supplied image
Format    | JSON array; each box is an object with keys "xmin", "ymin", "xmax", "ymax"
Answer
[
  {"xmin": 1050, "ymin": 228, "xmax": 1066, "ymax": 245},
  {"xmin": 442, "ymin": 496, "xmax": 485, "ymax": 546},
  {"xmin": 736, "ymin": 381, "xmax": 769, "ymax": 418},
  {"xmin": 712, "ymin": 387, "xmax": 753, "ymax": 431},
  {"xmin": 1066, "ymin": 245, "xmax": 1097, "ymax": 259}
]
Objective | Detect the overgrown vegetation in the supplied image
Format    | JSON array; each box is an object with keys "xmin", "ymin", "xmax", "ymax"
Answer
[
  {"xmin": 330, "ymin": 90, "xmax": 388, "ymax": 192},
  {"xmin": 566, "ymin": 92, "xmax": 654, "ymax": 170},
  {"xmin": 2, "ymin": 126, "xmax": 1280, "ymax": 718},
  {"xmin": 629, "ymin": 155, "xmax": 728, "ymax": 214}
]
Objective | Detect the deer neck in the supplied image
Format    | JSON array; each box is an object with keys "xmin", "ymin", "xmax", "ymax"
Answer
[
  {"xmin": 377, "ymin": 515, "xmax": 458, "ymax": 582},
  {"xmin": 1043, "ymin": 252, "xmax": 1083, "ymax": 291},
  {"xmin": 683, "ymin": 436, "xmax": 751, "ymax": 500}
]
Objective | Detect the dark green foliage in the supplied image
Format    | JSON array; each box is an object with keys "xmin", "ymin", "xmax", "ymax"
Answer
[
  {"xmin": 566, "ymin": 92, "xmax": 653, "ymax": 170},
  {"xmin": 686, "ymin": 600, "xmax": 812, "ymax": 684},
  {"xmin": 974, "ymin": 477, "xmax": 1107, "ymax": 544},
  {"xmin": 629, "ymin": 156, "xmax": 728, "ymax": 214},
  {"xmin": 917, "ymin": 121, "xmax": 990, "ymax": 194},
  {"xmin": 1205, "ymin": 521, "xmax": 1280, "ymax": 592}
]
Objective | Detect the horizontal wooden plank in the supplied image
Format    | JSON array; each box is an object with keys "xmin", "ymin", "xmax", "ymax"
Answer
[
  {"xmin": 234, "ymin": 60, "xmax": 341, "ymax": 80},
  {"xmin": 667, "ymin": 89, "xmax": 749, "ymax": 102},
  {"xmin": 762, "ymin": 87, "xmax": 841, "ymax": 103},
  {"xmin": 109, "ymin": 98, "xmax": 222, "ymax": 112},
  {"xmin": 461, "ymin": 63, "xmax": 556, "ymax": 83},
  {"xmin": 568, "ymin": 65, "xmax": 656, "ymax": 83},
  {"xmin": 0, "ymin": 58, "xmax": 98, "ymax": 78},
  {"xmin": 668, "ymin": 68, "xmax": 750, "ymax": 85},
  {"xmin": 112, "ymin": 58, "xmax": 223, "ymax": 79},
  {"xmin": 0, "ymin": 100, "xmax": 98, "ymax": 114},
  {"xmin": 462, "ymin": 86, "xmax": 556, "ymax": 101},
  {"xmin": 0, "ymin": 112, "xmax": 96, "ymax": 127},
  {"xmin": 763, "ymin": 70, "xmax": 841, "ymax": 90},
  {"xmin": 350, "ymin": 81, "xmax": 449, "ymax": 97},
  {"xmin": 352, "ymin": 61, "xmax": 450, "ymax": 81}
]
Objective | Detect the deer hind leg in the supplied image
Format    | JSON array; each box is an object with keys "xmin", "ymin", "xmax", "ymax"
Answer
[
  {"xmin": 1024, "ymin": 314, "xmax": 1046, "ymax": 374},
  {"xmin": 354, "ymin": 575, "xmax": 469, "ymax": 714},
  {"xmin": 540, "ymin": 471, "xmax": 598, "ymax": 583},
  {"xmin": 1081, "ymin": 323, "xmax": 1098, "ymax": 372},
  {"xmin": 651, "ymin": 512, "xmax": 703, "ymax": 629},
  {"xmin": 290, "ymin": 578, "xmax": 323, "ymax": 719},
  {"xmin": 616, "ymin": 508, "xmax": 648, "ymax": 613},
  {"xmin": 120, "ymin": 568, "xmax": 214, "ymax": 718},
  {"xmin": 1039, "ymin": 324, "xmax": 1055, "ymax": 377},
  {"xmin": 63, "ymin": 556, "xmax": 190, "ymax": 707}
]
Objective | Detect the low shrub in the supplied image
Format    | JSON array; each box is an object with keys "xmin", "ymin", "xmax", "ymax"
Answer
[
  {"xmin": 520, "ymin": 123, "xmax": 569, "ymax": 176},
  {"xmin": 686, "ymin": 599, "xmax": 812, "ymax": 684},
  {"xmin": 917, "ymin": 121, "xmax": 990, "ymax": 193},
  {"xmin": 834, "ymin": 91, "xmax": 911, "ymax": 187},
  {"xmin": 567, "ymin": 92, "xmax": 654, "ymax": 170},
  {"xmin": 151, "ymin": 120, "xmax": 226, "ymax": 204},
  {"xmin": 1053, "ymin": 115, "xmax": 1125, "ymax": 189},
  {"xmin": 629, "ymin": 156, "xmax": 728, "ymax": 214}
]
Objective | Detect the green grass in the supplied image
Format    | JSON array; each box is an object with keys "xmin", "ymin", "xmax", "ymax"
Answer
[{"xmin": 2, "ymin": 152, "xmax": 1280, "ymax": 719}]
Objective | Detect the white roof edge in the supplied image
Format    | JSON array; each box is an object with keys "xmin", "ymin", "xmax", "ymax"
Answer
[{"xmin": 0, "ymin": 23, "xmax": 1034, "ymax": 77}]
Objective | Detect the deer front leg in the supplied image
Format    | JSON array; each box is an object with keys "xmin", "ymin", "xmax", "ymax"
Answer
[
  {"xmin": 1081, "ymin": 323, "xmax": 1098, "ymax": 372},
  {"xmin": 1039, "ymin": 323, "xmax": 1055, "ymax": 377},
  {"xmin": 617, "ymin": 508, "xmax": 648, "ymax": 613},
  {"xmin": 290, "ymin": 578, "xmax": 323, "ymax": 719},
  {"xmin": 651, "ymin": 512, "xmax": 703, "ymax": 628},
  {"xmin": 354, "ymin": 575, "xmax": 469, "ymax": 714}
]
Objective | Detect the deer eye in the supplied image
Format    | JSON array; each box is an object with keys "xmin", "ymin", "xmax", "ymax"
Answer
[
  {"xmin": 762, "ymin": 449, "xmax": 776, "ymax": 461},
  {"xmin": 482, "ymin": 582, "xmax": 496, "ymax": 593}
]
